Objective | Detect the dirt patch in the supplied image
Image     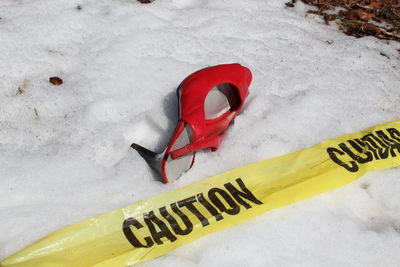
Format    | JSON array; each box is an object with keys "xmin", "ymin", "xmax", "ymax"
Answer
[{"xmin": 286, "ymin": 0, "xmax": 400, "ymax": 41}]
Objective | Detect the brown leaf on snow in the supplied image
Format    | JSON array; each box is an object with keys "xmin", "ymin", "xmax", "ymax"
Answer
[
  {"xmin": 346, "ymin": 9, "xmax": 375, "ymax": 21},
  {"xmin": 380, "ymin": 52, "xmax": 390, "ymax": 59},
  {"xmin": 49, "ymin": 77, "xmax": 63, "ymax": 85},
  {"xmin": 16, "ymin": 79, "xmax": 29, "ymax": 95},
  {"xmin": 34, "ymin": 108, "xmax": 39, "ymax": 119},
  {"xmin": 285, "ymin": 2, "xmax": 295, "ymax": 7},
  {"xmin": 16, "ymin": 87, "xmax": 25, "ymax": 95},
  {"xmin": 137, "ymin": 0, "xmax": 153, "ymax": 3}
]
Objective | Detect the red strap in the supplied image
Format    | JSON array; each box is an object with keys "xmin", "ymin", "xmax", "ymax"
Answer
[{"xmin": 170, "ymin": 132, "xmax": 226, "ymax": 159}]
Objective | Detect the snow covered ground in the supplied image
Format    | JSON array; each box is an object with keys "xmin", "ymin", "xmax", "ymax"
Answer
[{"xmin": 1, "ymin": 0, "xmax": 400, "ymax": 266}]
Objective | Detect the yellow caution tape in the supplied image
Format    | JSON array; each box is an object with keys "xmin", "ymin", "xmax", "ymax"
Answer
[{"xmin": 2, "ymin": 120, "xmax": 400, "ymax": 267}]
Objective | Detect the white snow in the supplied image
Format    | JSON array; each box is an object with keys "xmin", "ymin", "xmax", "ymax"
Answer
[{"xmin": 1, "ymin": 0, "xmax": 400, "ymax": 266}]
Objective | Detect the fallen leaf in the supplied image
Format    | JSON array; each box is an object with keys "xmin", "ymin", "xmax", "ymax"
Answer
[
  {"xmin": 382, "ymin": 30, "xmax": 400, "ymax": 39},
  {"xmin": 346, "ymin": 9, "xmax": 375, "ymax": 21},
  {"xmin": 360, "ymin": 0, "xmax": 384, "ymax": 9},
  {"xmin": 49, "ymin": 77, "xmax": 63, "ymax": 85},
  {"xmin": 380, "ymin": 52, "xmax": 390, "ymax": 59},
  {"xmin": 369, "ymin": 1, "xmax": 383, "ymax": 9},
  {"xmin": 16, "ymin": 87, "xmax": 25, "ymax": 95},
  {"xmin": 16, "ymin": 79, "xmax": 29, "ymax": 95},
  {"xmin": 34, "ymin": 108, "xmax": 39, "ymax": 119},
  {"xmin": 362, "ymin": 23, "xmax": 381, "ymax": 34},
  {"xmin": 137, "ymin": 0, "xmax": 153, "ymax": 3},
  {"xmin": 285, "ymin": 2, "xmax": 295, "ymax": 7}
]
